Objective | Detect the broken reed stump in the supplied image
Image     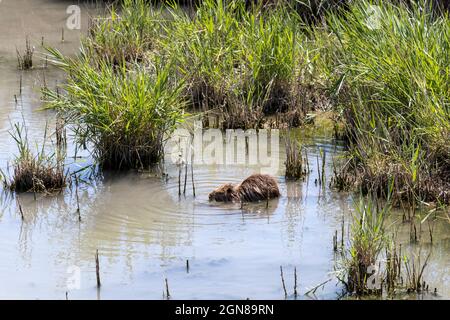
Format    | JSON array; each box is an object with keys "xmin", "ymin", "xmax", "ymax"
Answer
[
  {"xmin": 316, "ymin": 155, "xmax": 321, "ymax": 186},
  {"xmin": 165, "ymin": 278, "xmax": 170, "ymax": 299},
  {"xmin": 184, "ymin": 142, "xmax": 197, "ymax": 198},
  {"xmin": 191, "ymin": 149, "xmax": 196, "ymax": 198},
  {"xmin": 18, "ymin": 200, "xmax": 25, "ymax": 221},
  {"xmin": 428, "ymin": 221, "xmax": 433, "ymax": 244},
  {"xmin": 294, "ymin": 267, "xmax": 298, "ymax": 298},
  {"xmin": 178, "ymin": 143, "xmax": 197, "ymax": 198},
  {"xmin": 75, "ymin": 175, "xmax": 81, "ymax": 222},
  {"xmin": 280, "ymin": 266, "xmax": 287, "ymax": 298},
  {"xmin": 95, "ymin": 249, "xmax": 101, "ymax": 288}
]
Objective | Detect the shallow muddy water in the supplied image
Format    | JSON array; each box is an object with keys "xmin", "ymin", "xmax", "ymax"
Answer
[{"xmin": 0, "ymin": 0, "xmax": 449, "ymax": 300}]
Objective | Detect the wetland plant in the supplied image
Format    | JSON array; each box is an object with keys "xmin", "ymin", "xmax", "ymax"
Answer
[
  {"xmin": 284, "ymin": 133, "xmax": 308, "ymax": 180},
  {"xmin": 39, "ymin": 0, "xmax": 450, "ymax": 203},
  {"xmin": 86, "ymin": 0, "xmax": 163, "ymax": 65},
  {"xmin": 337, "ymin": 195, "xmax": 389, "ymax": 296},
  {"xmin": 16, "ymin": 37, "xmax": 34, "ymax": 70},
  {"xmin": 337, "ymin": 191, "xmax": 433, "ymax": 297},
  {"xmin": 385, "ymin": 242, "xmax": 432, "ymax": 295},
  {"xmin": 330, "ymin": 158, "xmax": 354, "ymax": 192},
  {"xmin": 325, "ymin": 0, "xmax": 450, "ymax": 204},
  {"xmin": 44, "ymin": 47, "xmax": 186, "ymax": 170},
  {"xmin": 161, "ymin": 0, "xmax": 308, "ymax": 128},
  {"xmin": 95, "ymin": 249, "xmax": 101, "ymax": 288},
  {"xmin": 74, "ymin": 0, "xmax": 328, "ymax": 131},
  {"xmin": 1, "ymin": 123, "xmax": 67, "ymax": 193},
  {"xmin": 402, "ymin": 251, "xmax": 431, "ymax": 294}
]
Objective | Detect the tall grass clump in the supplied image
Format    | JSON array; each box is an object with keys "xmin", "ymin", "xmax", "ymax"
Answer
[
  {"xmin": 1, "ymin": 123, "xmax": 67, "ymax": 193},
  {"xmin": 336, "ymin": 188, "xmax": 433, "ymax": 297},
  {"xmin": 83, "ymin": 0, "xmax": 331, "ymax": 130},
  {"xmin": 338, "ymin": 195, "xmax": 389, "ymax": 295},
  {"xmin": 326, "ymin": 0, "xmax": 450, "ymax": 204},
  {"xmin": 44, "ymin": 47, "xmax": 186, "ymax": 170},
  {"xmin": 17, "ymin": 37, "xmax": 34, "ymax": 70}
]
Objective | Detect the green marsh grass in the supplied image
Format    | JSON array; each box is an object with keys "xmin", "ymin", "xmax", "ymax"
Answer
[
  {"xmin": 324, "ymin": 0, "xmax": 450, "ymax": 204},
  {"xmin": 84, "ymin": 0, "xmax": 330, "ymax": 130},
  {"xmin": 337, "ymin": 189, "xmax": 433, "ymax": 297},
  {"xmin": 1, "ymin": 123, "xmax": 67, "ymax": 193},
  {"xmin": 87, "ymin": 0, "xmax": 164, "ymax": 65},
  {"xmin": 161, "ymin": 0, "xmax": 312, "ymax": 128},
  {"xmin": 44, "ymin": 46, "xmax": 186, "ymax": 170}
]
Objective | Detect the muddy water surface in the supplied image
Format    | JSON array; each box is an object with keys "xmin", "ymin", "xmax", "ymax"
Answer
[{"xmin": 0, "ymin": 0, "xmax": 449, "ymax": 300}]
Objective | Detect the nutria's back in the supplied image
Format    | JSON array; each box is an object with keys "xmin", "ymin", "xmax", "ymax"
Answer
[
  {"xmin": 209, "ymin": 174, "xmax": 280, "ymax": 202},
  {"xmin": 237, "ymin": 174, "xmax": 280, "ymax": 202}
]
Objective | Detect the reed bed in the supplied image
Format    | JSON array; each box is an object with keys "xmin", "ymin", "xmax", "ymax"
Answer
[
  {"xmin": 324, "ymin": 0, "xmax": 450, "ymax": 205},
  {"xmin": 162, "ymin": 0, "xmax": 306, "ymax": 128}
]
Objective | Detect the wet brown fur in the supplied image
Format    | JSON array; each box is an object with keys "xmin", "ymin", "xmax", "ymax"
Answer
[{"xmin": 209, "ymin": 174, "xmax": 280, "ymax": 202}]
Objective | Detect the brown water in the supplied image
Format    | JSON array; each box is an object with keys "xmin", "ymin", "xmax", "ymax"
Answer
[{"xmin": 0, "ymin": 0, "xmax": 449, "ymax": 300}]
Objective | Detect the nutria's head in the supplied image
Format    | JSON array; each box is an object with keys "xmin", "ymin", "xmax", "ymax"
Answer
[{"xmin": 208, "ymin": 183, "xmax": 237, "ymax": 202}]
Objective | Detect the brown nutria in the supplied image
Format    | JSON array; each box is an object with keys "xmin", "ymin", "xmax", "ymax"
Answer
[{"xmin": 209, "ymin": 174, "xmax": 280, "ymax": 202}]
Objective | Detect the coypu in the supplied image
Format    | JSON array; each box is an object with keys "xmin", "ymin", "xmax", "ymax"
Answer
[{"xmin": 209, "ymin": 174, "xmax": 280, "ymax": 202}]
